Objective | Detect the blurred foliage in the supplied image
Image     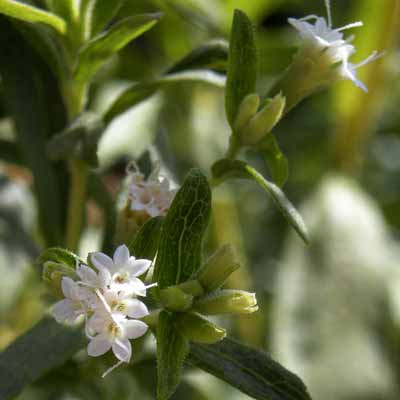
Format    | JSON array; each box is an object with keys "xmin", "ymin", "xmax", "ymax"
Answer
[{"xmin": 1, "ymin": 0, "xmax": 400, "ymax": 399}]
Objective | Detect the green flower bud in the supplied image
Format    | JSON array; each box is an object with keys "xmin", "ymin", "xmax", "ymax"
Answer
[
  {"xmin": 233, "ymin": 93, "xmax": 260, "ymax": 133},
  {"xmin": 159, "ymin": 286, "xmax": 193, "ymax": 311},
  {"xmin": 196, "ymin": 244, "xmax": 241, "ymax": 292},
  {"xmin": 194, "ymin": 289, "xmax": 258, "ymax": 315},
  {"xmin": 175, "ymin": 312, "xmax": 226, "ymax": 344},
  {"xmin": 177, "ymin": 279, "xmax": 205, "ymax": 297},
  {"xmin": 240, "ymin": 93, "xmax": 286, "ymax": 145},
  {"xmin": 42, "ymin": 261, "xmax": 78, "ymax": 298}
]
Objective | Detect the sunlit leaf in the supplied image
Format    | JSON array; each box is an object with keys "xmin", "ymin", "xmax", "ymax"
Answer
[
  {"xmin": 0, "ymin": 0, "xmax": 66, "ymax": 33},
  {"xmin": 74, "ymin": 13, "xmax": 162, "ymax": 82}
]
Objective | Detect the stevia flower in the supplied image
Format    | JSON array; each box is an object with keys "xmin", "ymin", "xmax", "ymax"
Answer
[
  {"xmin": 90, "ymin": 244, "xmax": 152, "ymax": 296},
  {"xmin": 52, "ymin": 277, "xmax": 93, "ymax": 324},
  {"xmin": 272, "ymin": 0, "xmax": 380, "ymax": 111},
  {"xmin": 128, "ymin": 166, "xmax": 176, "ymax": 218}
]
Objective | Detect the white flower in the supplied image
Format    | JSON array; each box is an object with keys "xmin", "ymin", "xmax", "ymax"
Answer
[
  {"xmin": 52, "ymin": 277, "xmax": 93, "ymax": 324},
  {"xmin": 90, "ymin": 244, "xmax": 152, "ymax": 296},
  {"xmin": 288, "ymin": 3, "xmax": 379, "ymax": 92},
  {"xmin": 128, "ymin": 168, "xmax": 176, "ymax": 218}
]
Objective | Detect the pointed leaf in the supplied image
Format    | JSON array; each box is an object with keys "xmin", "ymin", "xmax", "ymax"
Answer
[
  {"xmin": 74, "ymin": 13, "xmax": 162, "ymax": 82},
  {"xmin": 0, "ymin": 317, "xmax": 86, "ymax": 400},
  {"xmin": 225, "ymin": 9, "xmax": 257, "ymax": 127},
  {"xmin": 167, "ymin": 39, "xmax": 229, "ymax": 73},
  {"xmin": 154, "ymin": 169, "xmax": 211, "ymax": 289},
  {"xmin": 37, "ymin": 247, "xmax": 81, "ymax": 270},
  {"xmin": 129, "ymin": 216, "xmax": 163, "ymax": 260},
  {"xmin": 104, "ymin": 70, "xmax": 225, "ymax": 123},
  {"xmin": 212, "ymin": 159, "xmax": 309, "ymax": 243},
  {"xmin": 0, "ymin": 0, "xmax": 66, "ymax": 33},
  {"xmin": 157, "ymin": 311, "xmax": 189, "ymax": 400},
  {"xmin": 188, "ymin": 337, "xmax": 313, "ymax": 400}
]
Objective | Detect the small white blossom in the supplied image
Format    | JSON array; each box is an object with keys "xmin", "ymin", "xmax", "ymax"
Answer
[
  {"xmin": 127, "ymin": 167, "xmax": 176, "ymax": 218},
  {"xmin": 90, "ymin": 244, "xmax": 152, "ymax": 296},
  {"xmin": 52, "ymin": 277, "xmax": 93, "ymax": 324},
  {"xmin": 288, "ymin": 0, "xmax": 379, "ymax": 91}
]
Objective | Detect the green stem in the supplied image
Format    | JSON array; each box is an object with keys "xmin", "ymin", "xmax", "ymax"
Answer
[
  {"xmin": 66, "ymin": 159, "xmax": 89, "ymax": 251},
  {"xmin": 225, "ymin": 135, "xmax": 240, "ymax": 159}
]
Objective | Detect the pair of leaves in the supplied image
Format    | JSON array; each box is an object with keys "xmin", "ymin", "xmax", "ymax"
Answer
[{"xmin": 212, "ymin": 159, "xmax": 309, "ymax": 244}]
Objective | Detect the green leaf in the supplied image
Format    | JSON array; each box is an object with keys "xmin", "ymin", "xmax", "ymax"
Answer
[
  {"xmin": 167, "ymin": 39, "xmax": 229, "ymax": 73},
  {"xmin": 188, "ymin": 337, "xmax": 313, "ymax": 400},
  {"xmin": 225, "ymin": 9, "xmax": 257, "ymax": 127},
  {"xmin": 0, "ymin": 139, "xmax": 22, "ymax": 165},
  {"xmin": 37, "ymin": 247, "xmax": 81, "ymax": 270},
  {"xmin": 0, "ymin": 0, "xmax": 66, "ymax": 33},
  {"xmin": 212, "ymin": 159, "xmax": 309, "ymax": 244},
  {"xmin": 0, "ymin": 16, "xmax": 68, "ymax": 246},
  {"xmin": 0, "ymin": 317, "xmax": 86, "ymax": 400},
  {"xmin": 104, "ymin": 70, "xmax": 226, "ymax": 123},
  {"xmin": 154, "ymin": 168, "xmax": 211, "ymax": 289},
  {"xmin": 74, "ymin": 13, "xmax": 162, "ymax": 82},
  {"xmin": 85, "ymin": 0, "xmax": 126, "ymax": 37},
  {"xmin": 258, "ymin": 134, "xmax": 289, "ymax": 187},
  {"xmin": 128, "ymin": 216, "xmax": 164, "ymax": 260},
  {"xmin": 157, "ymin": 311, "xmax": 189, "ymax": 400}
]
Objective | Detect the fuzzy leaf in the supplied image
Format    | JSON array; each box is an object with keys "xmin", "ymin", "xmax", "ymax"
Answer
[
  {"xmin": 212, "ymin": 159, "xmax": 309, "ymax": 244},
  {"xmin": 188, "ymin": 337, "xmax": 313, "ymax": 400},
  {"xmin": 0, "ymin": 318, "xmax": 85, "ymax": 400},
  {"xmin": 0, "ymin": 0, "xmax": 66, "ymax": 33},
  {"xmin": 104, "ymin": 70, "xmax": 225, "ymax": 123},
  {"xmin": 157, "ymin": 311, "xmax": 189, "ymax": 400},
  {"xmin": 167, "ymin": 39, "xmax": 228, "ymax": 73},
  {"xmin": 225, "ymin": 9, "xmax": 257, "ymax": 127},
  {"xmin": 129, "ymin": 216, "xmax": 164, "ymax": 260},
  {"xmin": 154, "ymin": 169, "xmax": 211, "ymax": 289},
  {"xmin": 74, "ymin": 13, "xmax": 162, "ymax": 82}
]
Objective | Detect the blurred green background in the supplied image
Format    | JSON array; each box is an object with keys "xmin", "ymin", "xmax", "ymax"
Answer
[{"xmin": 1, "ymin": 0, "xmax": 400, "ymax": 399}]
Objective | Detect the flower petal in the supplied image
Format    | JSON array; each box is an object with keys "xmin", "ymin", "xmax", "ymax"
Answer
[
  {"xmin": 87, "ymin": 336, "xmax": 112, "ymax": 357},
  {"xmin": 77, "ymin": 264, "xmax": 98, "ymax": 286},
  {"xmin": 127, "ymin": 259, "xmax": 151, "ymax": 277},
  {"xmin": 122, "ymin": 319, "xmax": 148, "ymax": 339},
  {"xmin": 113, "ymin": 245, "xmax": 130, "ymax": 266},
  {"xmin": 61, "ymin": 277, "xmax": 78, "ymax": 299},
  {"xmin": 52, "ymin": 299, "xmax": 78, "ymax": 324},
  {"xmin": 91, "ymin": 252, "xmax": 115, "ymax": 273},
  {"xmin": 128, "ymin": 277, "xmax": 147, "ymax": 296},
  {"xmin": 112, "ymin": 338, "xmax": 132, "ymax": 362},
  {"xmin": 124, "ymin": 299, "xmax": 149, "ymax": 318}
]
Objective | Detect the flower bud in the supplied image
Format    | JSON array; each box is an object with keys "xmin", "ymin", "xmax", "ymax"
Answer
[
  {"xmin": 240, "ymin": 93, "xmax": 285, "ymax": 145},
  {"xmin": 42, "ymin": 261, "xmax": 78, "ymax": 298},
  {"xmin": 194, "ymin": 289, "xmax": 258, "ymax": 315},
  {"xmin": 177, "ymin": 279, "xmax": 205, "ymax": 297},
  {"xmin": 196, "ymin": 244, "xmax": 241, "ymax": 292},
  {"xmin": 159, "ymin": 286, "xmax": 193, "ymax": 311},
  {"xmin": 175, "ymin": 312, "xmax": 226, "ymax": 344},
  {"xmin": 233, "ymin": 93, "xmax": 260, "ymax": 133}
]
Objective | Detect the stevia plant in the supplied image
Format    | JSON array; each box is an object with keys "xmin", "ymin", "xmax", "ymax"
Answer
[{"xmin": 0, "ymin": 0, "xmax": 381, "ymax": 399}]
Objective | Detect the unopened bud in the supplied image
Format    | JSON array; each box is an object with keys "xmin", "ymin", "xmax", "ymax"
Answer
[
  {"xmin": 42, "ymin": 261, "xmax": 78, "ymax": 298},
  {"xmin": 175, "ymin": 312, "xmax": 226, "ymax": 344},
  {"xmin": 241, "ymin": 93, "xmax": 285, "ymax": 145},
  {"xmin": 159, "ymin": 286, "xmax": 193, "ymax": 311},
  {"xmin": 196, "ymin": 244, "xmax": 241, "ymax": 292},
  {"xmin": 177, "ymin": 279, "xmax": 205, "ymax": 297},
  {"xmin": 233, "ymin": 93, "xmax": 260, "ymax": 133},
  {"xmin": 194, "ymin": 289, "xmax": 258, "ymax": 315}
]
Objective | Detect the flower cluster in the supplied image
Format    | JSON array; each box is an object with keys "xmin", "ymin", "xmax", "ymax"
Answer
[
  {"xmin": 52, "ymin": 245, "xmax": 153, "ymax": 376},
  {"xmin": 127, "ymin": 166, "xmax": 176, "ymax": 219},
  {"xmin": 288, "ymin": 1, "xmax": 379, "ymax": 92}
]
